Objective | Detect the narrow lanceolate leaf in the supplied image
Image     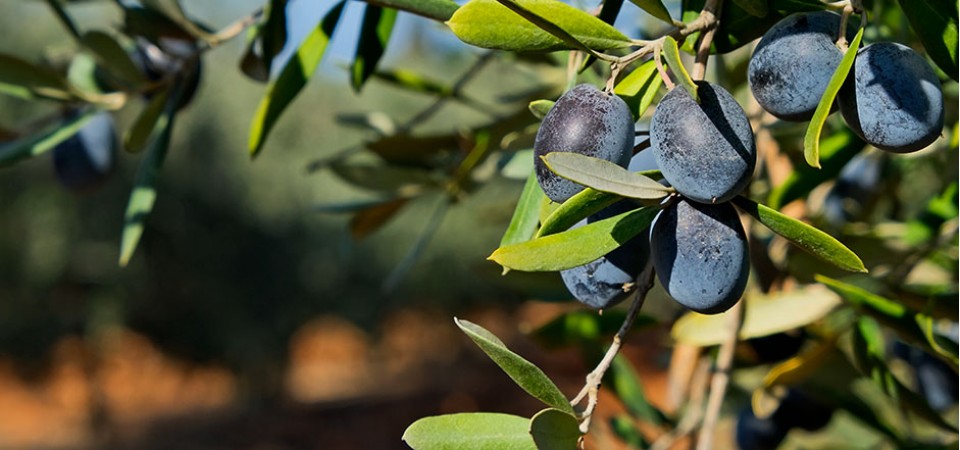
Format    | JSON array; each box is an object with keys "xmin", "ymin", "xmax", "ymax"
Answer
[
  {"xmin": 628, "ymin": 0, "xmax": 674, "ymax": 24},
  {"xmin": 542, "ymin": 152, "xmax": 671, "ymax": 201},
  {"xmin": 614, "ymin": 59, "xmax": 663, "ymax": 119},
  {"xmin": 240, "ymin": 0, "xmax": 289, "ymax": 82},
  {"xmin": 363, "ymin": 0, "xmax": 460, "ymax": 21},
  {"xmin": 529, "ymin": 408, "xmax": 581, "ymax": 450},
  {"xmin": 536, "ymin": 188, "xmax": 621, "ymax": 237},
  {"xmin": 351, "ymin": 5, "xmax": 397, "ymax": 92},
  {"xmin": 500, "ymin": 171, "xmax": 546, "ymax": 247},
  {"xmin": 119, "ymin": 101, "xmax": 177, "ymax": 267},
  {"xmin": 816, "ymin": 275, "xmax": 959, "ymax": 367},
  {"xmin": 124, "ymin": 89, "xmax": 171, "ymax": 153},
  {"xmin": 455, "ymin": 319, "xmax": 574, "ymax": 413},
  {"xmin": 528, "ymin": 99, "xmax": 554, "ymax": 119},
  {"xmin": 447, "ymin": 0, "xmax": 633, "ymax": 52},
  {"xmin": 661, "ymin": 36, "xmax": 697, "ymax": 102},
  {"xmin": 672, "ymin": 285, "xmax": 841, "ymax": 346},
  {"xmin": 804, "ymin": 26, "xmax": 863, "ymax": 168},
  {"xmin": 0, "ymin": 54, "xmax": 75, "ymax": 101},
  {"xmin": 81, "ymin": 31, "xmax": 146, "ymax": 87},
  {"xmin": 732, "ymin": 196, "xmax": 867, "ymax": 273},
  {"xmin": 0, "ymin": 109, "xmax": 97, "ymax": 166},
  {"xmin": 490, "ymin": 205, "xmax": 658, "ymax": 271},
  {"xmin": 248, "ymin": 2, "xmax": 345, "ymax": 157},
  {"xmin": 897, "ymin": 0, "xmax": 958, "ymax": 81},
  {"xmin": 608, "ymin": 355, "xmax": 666, "ymax": 425},
  {"xmin": 402, "ymin": 413, "xmax": 536, "ymax": 450}
]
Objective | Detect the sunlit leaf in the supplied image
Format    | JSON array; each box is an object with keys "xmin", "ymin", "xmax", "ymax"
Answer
[
  {"xmin": 402, "ymin": 413, "xmax": 536, "ymax": 450},
  {"xmin": 536, "ymin": 188, "xmax": 621, "ymax": 238},
  {"xmin": 240, "ymin": 0, "xmax": 289, "ymax": 82},
  {"xmin": 672, "ymin": 285, "xmax": 841, "ymax": 346},
  {"xmin": 248, "ymin": 1, "xmax": 345, "ymax": 157},
  {"xmin": 363, "ymin": 0, "xmax": 460, "ymax": 21},
  {"xmin": 500, "ymin": 171, "xmax": 546, "ymax": 246},
  {"xmin": 614, "ymin": 59, "xmax": 663, "ymax": 119},
  {"xmin": 897, "ymin": 0, "xmax": 958, "ymax": 81},
  {"xmin": 661, "ymin": 36, "xmax": 698, "ymax": 101},
  {"xmin": 628, "ymin": 0, "xmax": 674, "ymax": 24},
  {"xmin": 733, "ymin": 196, "xmax": 867, "ymax": 273},
  {"xmin": 529, "ymin": 408, "xmax": 580, "ymax": 450},
  {"xmin": 455, "ymin": 318, "xmax": 574, "ymax": 414},
  {"xmin": 541, "ymin": 152, "xmax": 671, "ymax": 201},
  {"xmin": 804, "ymin": 26, "xmax": 863, "ymax": 168},
  {"xmin": 490, "ymin": 205, "xmax": 657, "ymax": 272},
  {"xmin": 528, "ymin": 99, "xmax": 554, "ymax": 119},
  {"xmin": 447, "ymin": 0, "xmax": 633, "ymax": 52},
  {"xmin": 351, "ymin": 5, "xmax": 397, "ymax": 92},
  {"xmin": 0, "ymin": 109, "xmax": 97, "ymax": 166}
]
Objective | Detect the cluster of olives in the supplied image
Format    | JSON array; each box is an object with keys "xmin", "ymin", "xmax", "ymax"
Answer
[
  {"xmin": 534, "ymin": 79, "xmax": 756, "ymax": 314},
  {"xmin": 749, "ymin": 11, "xmax": 944, "ymax": 153}
]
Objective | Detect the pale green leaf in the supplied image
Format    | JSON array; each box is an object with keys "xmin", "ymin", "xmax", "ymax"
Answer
[
  {"xmin": 541, "ymin": 152, "xmax": 670, "ymax": 201},
  {"xmin": 248, "ymin": 1, "xmax": 345, "ymax": 157},
  {"xmin": 500, "ymin": 171, "xmax": 547, "ymax": 246},
  {"xmin": 0, "ymin": 53, "xmax": 75, "ymax": 101},
  {"xmin": 536, "ymin": 188, "xmax": 621, "ymax": 237},
  {"xmin": 627, "ymin": 0, "xmax": 674, "ymax": 24},
  {"xmin": 614, "ymin": 59, "xmax": 663, "ymax": 119},
  {"xmin": 490, "ymin": 205, "xmax": 658, "ymax": 271},
  {"xmin": 529, "ymin": 408, "xmax": 580, "ymax": 450},
  {"xmin": 402, "ymin": 413, "xmax": 536, "ymax": 450},
  {"xmin": 528, "ymin": 99, "xmax": 554, "ymax": 119},
  {"xmin": 661, "ymin": 36, "xmax": 697, "ymax": 102},
  {"xmin": 672, "ymin": 285, "xmax": 842, "ymax": 346},
  {"xmin": 733, "ymin": 196, "xmax": 867, "ymax": 273},
  {"xmin": 803, "ymin": 26, "xmax": 863, "ymax": 168},
  {"xmin": 362, "ymin": 0, "xmax": 460, "ymax": 21},
  {"xmin": 447, "ymin": 0, "xmax": 632, "ymax": 52},
  {"xmin": 455, "ymin": 318, "xmax": 574, "ymax": 414},
  {"xmin": 0, "ymin": 109, "xmax": 97, "ymax": 166}
]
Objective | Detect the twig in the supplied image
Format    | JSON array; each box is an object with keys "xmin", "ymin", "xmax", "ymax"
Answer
[
  {"xmin": 571, "ymin": 261, "xmax": 656, "ymax": 435},
  {"xmin": 653, "ymin": 47, "xmax": 675, "ymax": 90},
  {"xmin": 691, "ymin": 0, "xmax": 723, "ymax": 81},
  {"xmin": 650, "ymin": 356, "xmax": 711, "ymax": 450},
  {"xmin": 695, "ymin": 299, "xmax": 745, "ymax": 450},
  {"xmin": 835, "ymin": 3, "xmax": 854, "ymax": 50}
]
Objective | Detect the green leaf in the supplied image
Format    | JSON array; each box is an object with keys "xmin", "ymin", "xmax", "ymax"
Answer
[
  {"xmin": 608, "ymin": 354, "xmax": 665, "ymax": 425},
  {"xmin": 529, "ymin": 408, "xmax": 580, "ymax": 450},
  {"xmin": 0, "ymin": 53, "xmax": 75, "ymax": 101},
  {"xmin": 374, "ymin": 69, "xmax": 453, "ymax": 97},
  {"xmin": 731, "ymin": 0, "xmax": 768, "ymax": 17},
  {"xmin": 455, "ymin": 318, "xmax": 574, "ymax": 414},
  {"xmin": 248, "ymin": 1, "xmax": 345, "ymax": 157},
  {"xmin": 531, "ymin": 309, "xmax": 657, "ymax": 348},
  {"xmin": 402, "ymin": 413, "xmax": 536, "ymax": 450},
  {"xmin": 240, "ymin": 0, "xmax": 289, "ymax": 82},
  {"xmin": 537, "ymin": 188, "xmax": 621, "ymax": 238},
  {"xmin": 528, "ymin": 99, "xmax": 554, "ymax": 119},
  {"xmin": 897, "ymin": 0, "xmax": 958, "ymax": 81},
  {"xmin": 614, "ymin": 59, "xmax": 663, "ymax": 119},
  {"xmin": 362, "ymin": 0, "xmax": 460, "ymax": 21},
  {"xmin": 661, "ymin": 36, "xmax": 697, "ymax": 102},
  {"xmin": 490, "ymin": 205, "xmax": 658, "ymax": 272},
  {"xmin": 124, "ymin": 89, "xmax": 171, "ymax": 153},
  {"xmin": 816, "ymin": 276, "xmax": 959, "ymax": 367},
  {"xmin": 351, "ymin": 5, "xmax": 397, "ymax": 92},
  {"xmin": 803, "ymin": 26, "xmax": 863, "ymax": 168},
  {"xmin": 118, "ymin": 103, "xmax": 176, "ymax": 267},
  {"xmin": 672, "ymin": 285, "xmax": 841, "ymax": 346},
  {"xmin": 122, "ymin": 3, "xmax": 198, "ymax": 44},
  {"xmin": 627, "ymin": 0, "xmax": 674, "ymax": 24},
  {"xmin": 0, "ymin": 109, "xmax": 98, "ymax": 166},
  {"xmin": 329, "ymin": 161, "xmax": 436, "ymax": 192},
  {"xmin": 500, "ymin": 171, "xmax": 547, "ymax": 247},
  {"xmin": 541, "ymin": 152, "xmax": 671, "ymax": 201},
  {"xmin": 81, "ymin": 31, "xmax": 146, "ymax": 87},
  {"xmin": 732, "ymin": 196, "xmax": 867, "ymax": 273},
  {"xmin": 447, "ymin": 0, "xmax": 633, "ymax": 52}
]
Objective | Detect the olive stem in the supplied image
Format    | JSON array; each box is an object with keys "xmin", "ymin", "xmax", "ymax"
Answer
[
  {"xmin": 654, "ymin": 47, "xmax": 676, "ymax": 90},
  {"xmin": 694, "ymin": 298, "xmax": 744, "ymax": 450},
  {"xmin": 836, "ymin": 4, "xmax": 854, "ymax": 50},
  {"xmin": 570, "ymin": 261, "xmax": 656, "ymax": 436},
  {"xmin": 691, "ymin": 0, "xmax": 723, "ymax": 81}
]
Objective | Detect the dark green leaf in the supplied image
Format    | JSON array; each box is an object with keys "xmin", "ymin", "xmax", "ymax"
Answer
[
  {"xmin": 528, "ymin": 99, "xmax": 554, "ymax": 119},
  {"xmin": 351, "ymin": 5, "xmax": 397, "ymax": 92},
  {"xmin": 804, "ymin": 26, "xmax": 863, "ymax": 168},
  {"xmin": 366, "ymin": 132, "xmax": 461, "ymax": 165},
  {"xmin": 124, "ymin": 89, "xmax": 170, "ymax": 153},
  {"xmin": 141, "ymin": 0, "xmax": 211, "ymax": 42},
  {"xmin": 362, "ymin": 0, "xmax": 460, "ymax": 21},
  {"xmin": 531, "ymin": 309, "xmax": 657, "ymax": 348},
  {"xmin": 608, "ymin": 354, "xmax": 665, "ymax": 425},
  {"xmin": 489, "ymin": 205, "xmax": 658, "ymax": 272},
  {"xmin": 733, "ymin": 196, "xmax": 867, "ymax": 273},
  {"xmin": 0, "ymin": 53, "xmax": 75, "ymax": 101},
  {"xmin": 447, "ymin": 0, "xmax": 633, "ymax": 52},
  {"xmin": 614, "ymin": 59, "xmax": 663, "ymax": 119},
  {"xmin": 529, "ymin": 408, "xmax": 580, "ymax": 450},
  {"xmin": 328, "ymin": 161, "xmax": 436, "ymax": 192},
  {"xmin": 628, "ymin": 0, "xmax": 674, "ymax": 24},
  {"xmin": 81, "ymin": 31, "xmax": 146, "ymax": 87},
  {"xmin": 536, "ymin": 188, "xmax": 622, "ymax": 238},
  {"xmin": 661, "ymin": 37, "xmax": 697, "ymax": 101},
  {"xmin": 122, "ymin": 3, "xmax": 196, "ymax": 44},
  {"xmin": 240, "ymin": 0, "xmax": 289, "ymax": 82},
  {"xmin": 541, "ymin": 152, "xmax": 671, "ymax": 201},
  {"xmin": 455, "ymin": 318, "xmax": 574, "ymax": 414},
  {"xmin": 248, "ymin": 1, "xmax": 345, "ymax": 157},
  {"xmin": 500, "ymin": 171, "xmax": 546, "ymax": 247},
  {"xmin": 0, "ymin": 109, "xmax": 97, "ymax": 166},
  {"xmin": 897, "ymin": 0, "xmax": 958, "ymax": 81},
  {"xmin": 609, "ymin": 415, "xmax": 648, "ymax": 448},
  {"xmin": 731, "ymin": 0, "xmax": 768, "ymax": 17},
  {"xmin": 402, "ymin": 413, "xmax": 536, "ymax": 450}
]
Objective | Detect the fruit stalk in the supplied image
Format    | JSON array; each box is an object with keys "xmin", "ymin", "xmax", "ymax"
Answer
[{"xmin": 691, "ymin": 0, "xmax": 723, "ymax": 81}]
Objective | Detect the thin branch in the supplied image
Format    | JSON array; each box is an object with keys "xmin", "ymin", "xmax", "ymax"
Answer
[
  {"xmin": 691, "ymin": 0, "xmax": 723, "ymax": 81},
  {"xmin": 695, "ymin": 299, "xmax": 745, "ymax": 450},
  {"xmin": 650, "ymin": 356, "xmax": 711, "ymax": 450},
  {"xmin": 205, "ymin": 6, "xmax": 265, "ymax": 48}
]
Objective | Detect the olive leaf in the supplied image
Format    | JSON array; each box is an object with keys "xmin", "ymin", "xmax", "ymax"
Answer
[
  {"xmin": 455, "ymin": 318, "xmax": 574, "ymax": 414},
  {"xmin": 628, "ymin": 0, "xmax": 674, "ymax": 24},
  {"xmin": 529, "ymin": 408, "xmax": 581, "ymax": 450},
  {"xmin": 403, "ymin": 413, "xmax": 536, "ymax": 450},
  {"xmin": 0, "ymin": 53, "xmax": 76, "ymax": 101},
  {"xmin": 362, "ymin": 0, "xmax": 459, "ymax": 21},
  {"xmin": 528, "ymin": 99, "xmax": 555, "ymax": 119},
  {"xmin": 897, "ymin": 0, "xmax": 958, "ymax": 81},
  {"xmin": 0, "ymin": 109, "xmax": 98, "ymax": 166},
  {"xmin": 804, "ymin": 26, "xmax": 864, "ymax": 168},
  {"xmin": 540, "ymin": 152, "xmax": 671, "ymax": 201},
  {"xmin": 661, "ymin": 36, "xmax": 698, "ymax": 101},
  {"xmin": 351, "ymin": 5, "xmax": 398, "ymax": 92},
  {"xmin": 732, "ymin": 196, "xmax": 867, "ymax": 273},
  {"xmin": 614, "ymin": 59, "xmax": 663, "ymax": 120},
  {"xmin": 124, "ymin": 89, "xmax": 171, "ymax": 153},
  {"xmin": 447, "ymin": 0, "xmax": 633, "ymax": 52},
  {"xmin": 500, "ymin": 171, "xmax": 546, "ymax": 246},
  {"xmin": 536, "ymin": 188, "xmax": 622, "ymax": 237}
]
